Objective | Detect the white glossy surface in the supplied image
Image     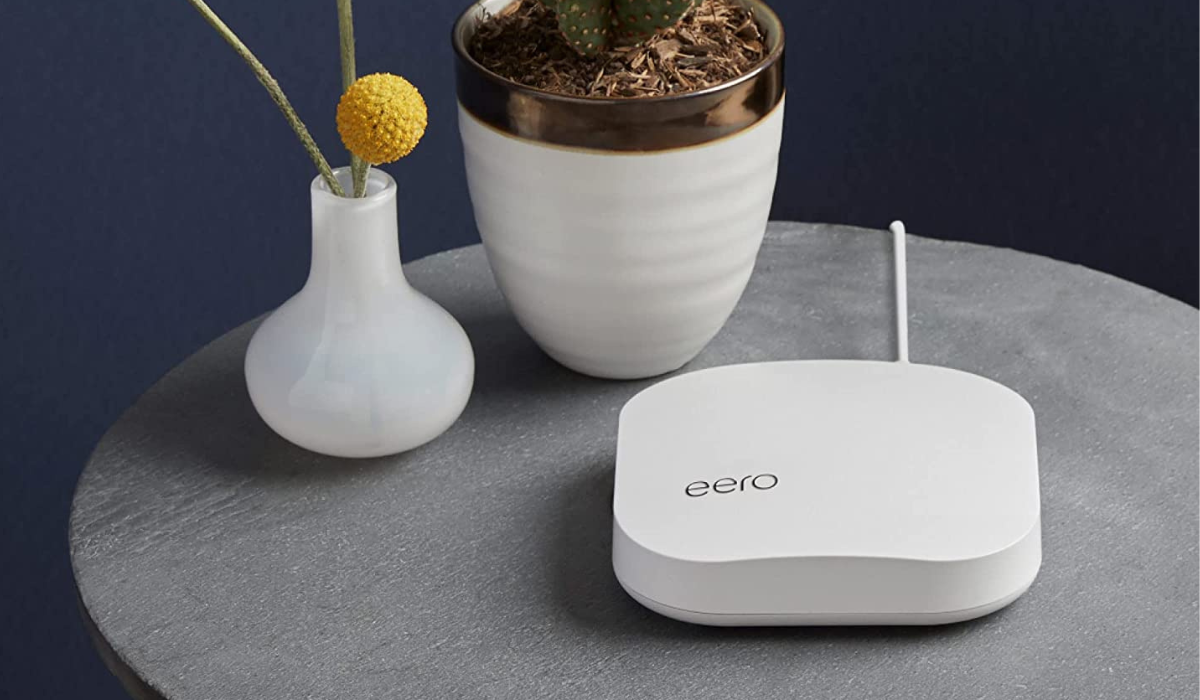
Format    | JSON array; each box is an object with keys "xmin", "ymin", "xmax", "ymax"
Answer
[
  {"xmin": 244, "ymin": 169, "xmax": 474, "ymax": 458},
  {"xmin": 459, "ymin": 101, "xmax": 785, "ymax": 379},
  {"xmin": 612, "ymin": 360, "xmax": 1042, "ymax": 625}
]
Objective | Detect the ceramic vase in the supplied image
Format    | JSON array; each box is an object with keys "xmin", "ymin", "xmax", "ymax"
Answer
[
  {"xmin": 244, "ymin": 168, "xmax": 474, "ymax": 458},
  {"xmin": 453, "ymin": 0, "xmax": 785, "ymax": 380}
]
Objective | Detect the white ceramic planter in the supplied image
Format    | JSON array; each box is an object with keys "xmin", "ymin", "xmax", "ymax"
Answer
[
  {"xmin": 244, "ymin": 168, "xmax": 474, "ymax": 458},
  {"xmin": 454, "ymin": 0, "xmax": 786, "ymax": 380},
  {"xmin": 459, "ymin": 103, "xmax": 784, "ymax": 378}
]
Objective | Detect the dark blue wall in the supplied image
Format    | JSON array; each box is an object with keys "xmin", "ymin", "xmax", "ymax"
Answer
[{"xmin": 1, "ymin": 0, "xmax": 1195, "ymax": 695}]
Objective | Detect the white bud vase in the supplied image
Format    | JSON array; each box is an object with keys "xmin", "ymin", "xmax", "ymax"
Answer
[{"xmin": 244, "ymin": 168, "xmax": 474, "ymax": 458}]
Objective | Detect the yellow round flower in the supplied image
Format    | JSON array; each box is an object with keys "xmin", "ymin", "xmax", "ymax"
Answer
[{"xmin": 336, "ymin": 73, "xmax": 427, "ymax": 164}]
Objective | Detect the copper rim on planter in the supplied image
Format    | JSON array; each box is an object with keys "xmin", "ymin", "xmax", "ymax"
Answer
[{"xmin": 452, "ymin": 0, "xmax": 786, "ymax": 152}]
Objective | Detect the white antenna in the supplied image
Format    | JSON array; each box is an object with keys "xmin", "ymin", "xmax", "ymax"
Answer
[{"xmin": 890, "ymin": 221, "xmax": 910, "ymax": 363}]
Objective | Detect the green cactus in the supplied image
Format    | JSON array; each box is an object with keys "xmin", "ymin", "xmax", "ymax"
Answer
[
  {"xmin": 544, "ymin": 0, "xmax": 612, "ymax": 55},
  {"xmin": 540, "ymin": 0, "xmax": 695, "ymax": 56},
  {"xmin": 612, "ymin": 0, "xmax": 693, "ymax": 46}
]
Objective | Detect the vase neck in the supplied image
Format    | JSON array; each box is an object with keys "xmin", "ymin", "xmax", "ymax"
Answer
[{"xmin": 307, "ymin": 170, "xmax": 406, "ymax": 291}]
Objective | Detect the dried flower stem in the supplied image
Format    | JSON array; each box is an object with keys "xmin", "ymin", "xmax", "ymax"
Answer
[
  {"xmin": 337, "ymin": 0, "xmax": 370, "ymax": 198},
  {"xmin": 185, "ymin": 0, "xmax": 345, "ymax": 196}
]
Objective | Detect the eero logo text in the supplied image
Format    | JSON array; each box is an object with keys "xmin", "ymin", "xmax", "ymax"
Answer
[{"xmin": 685, "ymin": 473, "xmax": 778, "ymax": 497}]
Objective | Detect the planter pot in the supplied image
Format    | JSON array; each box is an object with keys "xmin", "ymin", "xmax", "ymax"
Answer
[
  {"xmin": 453, "ymin": 0, "xmax": 785, "ymax": 379},
  {"xmin": 244, "ymin": 168, "xmax": 475, "ymax": 458}
]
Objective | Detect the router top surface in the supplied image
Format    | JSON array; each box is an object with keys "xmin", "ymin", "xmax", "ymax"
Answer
[{"xmin": 615, "ymin": 360, "xmax": 1040, "ymax": 563}]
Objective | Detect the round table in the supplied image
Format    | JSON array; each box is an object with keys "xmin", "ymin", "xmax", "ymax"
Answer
[{"xmin": 71, "ymin": 223, "xmax": 1199, "ymax": 700}]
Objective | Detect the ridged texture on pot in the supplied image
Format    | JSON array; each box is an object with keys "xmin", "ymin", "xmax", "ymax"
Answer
[{"xmin": 458, "ymin": 100, "xmax": 785, "ymax": 379}]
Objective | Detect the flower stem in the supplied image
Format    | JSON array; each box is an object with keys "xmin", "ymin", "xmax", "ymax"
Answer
[
  {"xmin": 185, "ymin": 0, "xmax": 345, "ymax": 196},
  {"xmin": 337, "ymin": 0, "xmax": 370, "ymax": 198}
]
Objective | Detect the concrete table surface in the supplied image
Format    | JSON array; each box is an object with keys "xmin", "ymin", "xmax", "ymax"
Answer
[{"xmin": 70, "ymin": 223, "xmax": 1199, "ymax": 699}]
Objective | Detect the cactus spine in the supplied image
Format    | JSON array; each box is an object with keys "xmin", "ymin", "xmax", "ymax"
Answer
[{"xmin": 540, "ymin": 0, "xmax": 695, "ymax": 56}]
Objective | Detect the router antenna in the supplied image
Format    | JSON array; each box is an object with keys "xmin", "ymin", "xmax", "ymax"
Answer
[{"xmin": 890, "ymin": 221, "xmax": 910, "ymax": 363}]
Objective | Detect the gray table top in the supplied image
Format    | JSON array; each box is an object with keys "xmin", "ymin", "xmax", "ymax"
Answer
[{"xmin": 71, "ymin": 223, "xmax": 1199, "ymax": 700}]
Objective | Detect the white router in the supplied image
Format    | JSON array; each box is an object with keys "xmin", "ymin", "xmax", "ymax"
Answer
[{"xmin": 612, "ymin": 223, "xmax": 1041, "ymax": 626}]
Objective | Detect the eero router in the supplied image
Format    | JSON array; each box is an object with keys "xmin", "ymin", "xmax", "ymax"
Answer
[{"xmin": 612, "ymin": 223, "xmax": 1041, "ymax": 626}]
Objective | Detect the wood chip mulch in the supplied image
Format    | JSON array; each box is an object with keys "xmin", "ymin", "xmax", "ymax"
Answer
[{"xmin": 468, "ymin": 0, "xmax": 769, "ymax": 98}]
